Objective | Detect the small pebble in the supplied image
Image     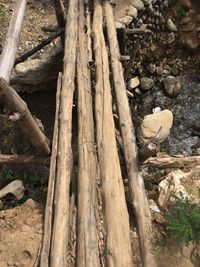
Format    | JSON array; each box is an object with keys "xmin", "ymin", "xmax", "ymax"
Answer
[
  {"xmin": 163, "ymin": 76, "xmax": 182, "ymax": 97},
  {"xmin": 140, "ymin": 77, "xmax": 154, "ymax": 91},
  {"xmin": 166, "ymin": 18, "xmax": 177, "ymax": 32}
]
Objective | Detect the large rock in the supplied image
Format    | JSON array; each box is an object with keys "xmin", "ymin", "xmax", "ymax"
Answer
[
  {"xmin": 158, "ymin": 166, "xmax": 200, "ymax": 209},
  {"xmin": 0, "ymin": 180, "xmax": 25, "ymax": 200},
  {"xmin": 11, "ymin": 45, "xmax": 63, "ymax": 92},
  {"xmin": 139, "ymin": 109, "xmax": 173, "ymax": 144}
]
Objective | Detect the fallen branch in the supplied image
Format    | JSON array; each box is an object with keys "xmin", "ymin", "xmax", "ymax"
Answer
[
  {"xmin": 76, "ymin": 0, "xmax": 100, "ymax": 266},
  {"xmin": 104, "ymin": 1, "xmax": 156, "ymax": 266},
  {"xmin": 15, "ymin": 29, "xmax": 64, "ymax": 65},
  {"xmin": 0, "ymin": 154, "xmax": 49, "ymax": 165},
  {"xmin": 143, "ymin": 155, "xmax": 200, "ymax": 168},
  {"xmin": 52, "ymin": 0, "xmax": 66, "ymax": 45},
  {"xmin": 50, "ymin": 0, "xmax": 78, "ymax": 266},
  {"xmin": 93, "ymin": 1, "xmax": 133, "ymax": 266},
  {"xmin": 39, "ymin": 73, "xmax": 62, "ymax": 267},
  {"xmin": 0, "ymin": 78, "xmax": 50, "ymax": 155}
]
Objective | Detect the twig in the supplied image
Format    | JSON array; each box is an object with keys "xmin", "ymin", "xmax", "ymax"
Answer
[
  {"xmin": 15, "ymin": 29, "xmax": 64, "ymax": 65},
  {"xmin": 0, "ymin": 154, "xmax": 49, "ymax": 165}
]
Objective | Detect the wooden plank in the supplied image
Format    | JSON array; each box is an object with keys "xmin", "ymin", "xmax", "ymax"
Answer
[
  {"xmin": 93, "ymin": 1, "xmax": 133, "ymax": 266},
  {"xmin": 50, "ymin": 0, "xmax": 78, "ymax": 266},
  {"xmin": 76, "ymin": 0, "xmax": 100, "ymax": 266},
  {"xmin": 104, "ymin": 2, "xmax": 156, "ymax": 266},
  {"xmin": 0, "ymin": 0, "xmax": 26, "ymax": 83},
  {"xmin": 39, "ymin": 73, "xmax": 62, "ymax": 267}
]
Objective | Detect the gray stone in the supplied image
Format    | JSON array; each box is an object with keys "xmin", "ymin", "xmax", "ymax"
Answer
[
  {"xmin": 0, "ymin": 180, "xmax": 25, "ymax": 200},
  {"xmin": 163, "ymin": 76, "xmax": 182, "ymax": 97},
  {"xmin": 140, "ymin": 77, "xmax": 154, "ymax": 91},
  {"xmin": 139, "ymin": 109, "xmax": 173, "ymax": 144},
  {"xmin": 166, "ymin": 18, "xmax": 177, "ymax": 32}
]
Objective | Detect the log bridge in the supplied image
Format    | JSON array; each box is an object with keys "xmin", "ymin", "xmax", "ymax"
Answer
[{"xmin": 0, "ymin": 0, "xmax": 158, "ymax": 266}]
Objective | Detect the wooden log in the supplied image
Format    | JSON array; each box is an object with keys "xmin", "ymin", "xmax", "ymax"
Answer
[
  {"xmin": 39, "ymin": 73, "xmax": 62, "ymax": 267},
  {"xmin": 0, "ymin": 154, "xmax": 49, "ymax": 165},
  {"xmin": 52, "ymin": 0, "xmax": 66, "ymax": 45},
  {"xmin": 0, "ymin": 0, "xmax": 26, "ymax": 83},
  {"xmin": 50, "ymin": 0, "xmax": 78, "ymax": 266},
  {"xmin": 104, "ymin": 2, "xmax": 156, "ymax": 266},
  {"xmin": 76, "ymin": 0, "xmax": 100, "ymax": 266},
  {"xmin": 143, "ymin": 155, "xmax": 200, "ymax": 168},
  {"xmin": 0, "ymin": 78, "xmax": 50, "ymax": 155},
  {"xmin": 15, "ymin": 29, "xmax": 64, "ymax": 65},
  {"xmin": 93, "ymin": 1, "xmax": 133, "ymax": 266}
]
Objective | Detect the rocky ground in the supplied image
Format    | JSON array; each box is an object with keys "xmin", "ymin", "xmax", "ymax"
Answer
[{"xmin": 0, "ymin": 0, "xmax": 200, "ymax": 266}]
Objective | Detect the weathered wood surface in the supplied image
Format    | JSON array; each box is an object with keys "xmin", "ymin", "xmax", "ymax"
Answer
[
  {"xmin": 76, "ymin": 0, "xmax": 100, "ymax": 266},
  {"xmin": 0, "ymin": 0, "xmax": 26, "ymax": 83},
  {"xmin": 0, "ymin": 78, "xmax": 50, "ymax": 155},
  {"xmin": 0, "ymin": 154, "xmax": 49, "ymax": 165},
  {"xmin": 104, "ymin": 2, "xmax": 156, "ymax": 266},
  {"xmin": 93, "ymin": 1, "xmax": 133, "ymax": 266},
  {"xmin": 40, "ymin": 73, "xmax": 62, "ymax": 267},
  {"xmin": 50, "ymin": 0, "xmax": 78, "ymax": 266},
  {"xmin": 144, "ymin": 155, "xmax": 200, "ymax": 168}
]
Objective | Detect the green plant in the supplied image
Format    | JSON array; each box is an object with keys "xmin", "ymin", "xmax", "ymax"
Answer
[{"xmin": 166, "ymin": 195, "xmax": 200, "ymax": 246}]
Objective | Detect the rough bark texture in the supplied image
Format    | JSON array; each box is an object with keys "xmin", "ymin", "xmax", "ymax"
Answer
[
  {"xmin": 40, "ymin": 73, "xmax": 62, "ymax": 267},
  {"xmin": 76, "ymin": 1, "xmax": 100, "ymax": 266},
  {"xmin": 104, "ymin": 2, "xmax": 156, "ymax": 266},
  {"xmin": 50, "ymin": 0, "xmax": 78, "ymax": 266},
  {"xmin": 0, "ymin": 78, "xmax": 50, "ymax": 155},
  {"xmin": 0, "ymin": 0, "xmax": 26, "ymax": 83},
  {"xmin": 93, "ymin": 1, "xmax": 133, "ymax": 266}
]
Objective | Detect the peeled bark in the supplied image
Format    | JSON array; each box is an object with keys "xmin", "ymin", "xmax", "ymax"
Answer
[
  {"xmin": 50, "ymin": 0, "xmax": 78, "ymax": 266},
  {"xmin": 76, "ymin": 1, "xmax": 100, "ymax": 265},
  {"xmin": 93, "ymin": 1, "xmax": 133, "ymax": 266},
  {"xmin": 104, "ymin": 2, "xmax": 156, "ymax": 266}
]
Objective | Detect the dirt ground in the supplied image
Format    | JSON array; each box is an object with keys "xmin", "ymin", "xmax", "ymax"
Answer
[{"xmin": 0, "ymin": 0, "xmax": 200, "ymax": 266}]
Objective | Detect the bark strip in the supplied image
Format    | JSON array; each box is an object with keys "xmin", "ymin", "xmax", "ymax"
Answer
[
  {"xmin": 104, "ymin": 1, "xmax": 156, "ymax": 266},
  {"xmin": 93, "ymin": 1, "xmax": 133, "ymax": 266}
]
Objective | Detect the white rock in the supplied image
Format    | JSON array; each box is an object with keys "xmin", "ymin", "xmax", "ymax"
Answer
[
  {"xmin": 128, "ymin": 77, "xmax": 140, "ymax": 90},
  {"xmin": 152, "ymin": 107, "xmax": 161, "ymax": 113},
  {"xmin": 126, "ymin": 6, "xmax": 138, "ymax": 19},
  {"xmin": 166, "ymin": 18, "xmax": 177, "ymax": 32},
  {"xmin": 0, "ymin": 180, "xmax": 25, "ymax": 200},
  {"xmin": 139, "ymin": 109, "xmax": 173, "ymax": 144},
  {"xmin": 118, "ymin": 16, "xmax": 133, "ymax": 26},
  {"xmin": 130, "ymin": 0, "xmax": 144, "ymax": 10},
  {"xmin": 158, "ymin": 166, "xmax": 200, "ymax": 208}
]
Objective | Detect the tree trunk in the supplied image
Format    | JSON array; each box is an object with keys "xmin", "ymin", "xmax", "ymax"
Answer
[
  {"xmin": 104, "ymin": 2, "xmax": 156, "ymax": 266},
  {"xmin": 50, "ymin": 0, "xmax": 78, "ymax": 266},
  {"xmin": 76, "ymin": 0, "xmax": 100, "ymax": 266},
  {"xmin": 93, "ymin": 1, "xmax": 133, "ymax": 266}
]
